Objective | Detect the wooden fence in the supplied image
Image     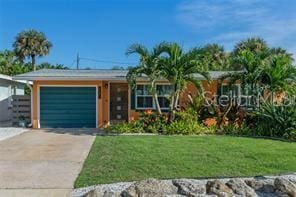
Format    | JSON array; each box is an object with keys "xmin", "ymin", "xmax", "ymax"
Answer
[{"xmin": 12, "ymin": 95, "xmax": 31, "ymax": 126}]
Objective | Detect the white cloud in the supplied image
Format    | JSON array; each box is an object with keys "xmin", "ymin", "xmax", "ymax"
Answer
[{"xmin": 176, "ymin": 0, "xmax": 296, "ymax": 57}]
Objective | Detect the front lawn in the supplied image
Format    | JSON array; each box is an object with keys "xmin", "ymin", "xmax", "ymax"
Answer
[{"xmin": 75, "ymin": 136, "xmax": 296, "ymax": 188}]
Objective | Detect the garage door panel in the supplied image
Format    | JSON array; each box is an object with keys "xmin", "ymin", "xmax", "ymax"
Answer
[
  {"xmin": 40, "ymin": 108, "xmax": 96, "ymax": 112},
  {"xmin": 41, "ymin": 98, "xmax": 96, "ymax": 105},
  {"xmin": 41, "ymin": 122, "xmax": 95, "ymax": 128},
  {"xmin": 40, "ymin": 104, "xmax": 96, "ymax": 110},
  {"xmin": 40, "ymin": 118, "xmax": 96, "ymax": 122},
  {"xmin": 40, "ymin": 113, "xmax": 93, "ymax": 120},
  {"xmin": 40, "ymin": 87, "xmax": 96, "ymax": 128}
]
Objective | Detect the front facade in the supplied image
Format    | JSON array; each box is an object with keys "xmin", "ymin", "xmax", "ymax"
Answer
[{"xmin": 14, "ymin": 69, "xmax": 230, "ymax": 129}]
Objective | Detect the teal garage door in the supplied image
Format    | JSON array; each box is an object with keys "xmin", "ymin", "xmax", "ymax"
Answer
[{"xmin": 40, "ymin": 87, "xmax": 96, "ymax": 128}]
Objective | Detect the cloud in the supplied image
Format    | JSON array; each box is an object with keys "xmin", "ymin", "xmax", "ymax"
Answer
[{"xmin": 176, "ymin": 0, "xmax": 296, "ymax": 56}]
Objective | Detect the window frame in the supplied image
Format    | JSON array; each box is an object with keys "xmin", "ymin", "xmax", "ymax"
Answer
[{"xmin": 135, "ymin": 83, "xmax": 172, "ymax": 110}]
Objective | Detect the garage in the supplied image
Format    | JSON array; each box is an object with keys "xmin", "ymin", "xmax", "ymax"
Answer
[{"xmin": 39, "ymin": 86, "xmax": 97, "ymax": 128}]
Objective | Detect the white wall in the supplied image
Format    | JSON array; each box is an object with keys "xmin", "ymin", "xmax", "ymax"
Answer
[{"xmin": 0, "ymin": 79, "xmax": 25, "ymax": 122}]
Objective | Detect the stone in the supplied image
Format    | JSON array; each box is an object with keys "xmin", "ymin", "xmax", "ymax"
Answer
[
  {"xmin": 226, "ymin": 179, "xmax": 257, "ymax": 197},
  {"xmin": 206, "ymin": 180, "xmax": 233, "ymax": 196},
  {"xmin": 172, "ymin": 179, "xmax": 206, "ymax": 196},
  {"xmin": 83, "ymin": 188, "xmax": 121, "ymax": 197},
  {"xmin": 245, "ymin": 178, "xmax": 274, "ymax": 193},
  {"xmin": 121, "ymin": 178, "xmax": 178, "ymax": 197},
  {"xmin": 274, "ymin": 177, "xmax": 296, "ymax": 197}
]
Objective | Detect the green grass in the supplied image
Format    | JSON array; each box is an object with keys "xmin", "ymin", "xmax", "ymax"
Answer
[{"xmin": 75, "ymin": 135, "xmax": 296, "ymax": 188}]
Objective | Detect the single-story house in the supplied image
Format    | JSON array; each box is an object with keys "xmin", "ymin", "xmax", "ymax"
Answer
[
  {"xmin": 0, "ymin": 74, "xmax": 27, "ymax": 125},
  {"xmin": 13, "ymin": 69, "xmax": 237, "ymax": 129}
]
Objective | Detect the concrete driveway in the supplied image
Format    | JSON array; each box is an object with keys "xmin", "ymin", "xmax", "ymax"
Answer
[{"xmin": 0, "ymin": 129, "xmax": 96, "ymax": 196}]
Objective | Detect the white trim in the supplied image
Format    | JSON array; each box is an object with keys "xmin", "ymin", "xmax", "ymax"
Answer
[
  {"xmin": 128, "ymin": 84, "xmax": 131, "ymax": 122},
  {"xmin": 135, "ymin": 83, "xmax": 171, "ymax": 110},
  {"xmin": 37, "ymin": 85, "xmax": 98, "ymax": 128},
  {"xmin": 108, "ymin": 81, "xmax": 110, "ymax": 125}
]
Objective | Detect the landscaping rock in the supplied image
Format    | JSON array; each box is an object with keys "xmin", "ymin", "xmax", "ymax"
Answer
[
  {"xmin": 206, "ymin": 180, "xmax": 233, "ymax": 196},
  {"xmin": 245, "ymin": 178, "xmax": 275, "ymax": 193},
  {"xmin": 121, "ymin": 178, "xmax": 178, "ymax": 197},
  {"xmin": 274, "ymin": 177, "xmax": 296, "ymax": 197},
  {"xmin": 172, "ymin": 179, "xmax": 206, "ymax": 196},
  {"xmin": 71, "ymin": 174, "xmax": 296, "ymax": 197},
  {"xmin": 83, "ymin": 188, "xmax": 121, "ymax": 197},
  {"xmin": 226, "ymin": 178, "xmax": 257, "ymax": 196}
]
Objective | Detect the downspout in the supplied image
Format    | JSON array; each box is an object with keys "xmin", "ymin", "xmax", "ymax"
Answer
[{"xmin": 26, "ymin": 81, "xmax": 33, "ymax": 128}]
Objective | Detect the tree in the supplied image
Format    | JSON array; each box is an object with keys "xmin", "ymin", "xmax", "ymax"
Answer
[
  {"xmin": 231, "ymin": 37, "xmax": 269, "ymax": 70},
  {"xmin": 223, "ymin": 50, "xmax": 264, "ymax": 90},
  {"xmin": 126, "ymin": 43, "xmax": 164, "ymax": 114},
  {"xmin": 0, "ymin": 50, "xmax": 31, "ymax": 76},
  {"xmin": 13, "ymin": 29, "xmax": 52, "ymax": 71},
  {"xmin": 261, "ymin": 54, "xmax": 296, "ymax": 93},
  {"xmin": 269, "ymin": 47, "xmax": 294, "ymax": 62},
  {"xmin": 111, "ymin": 66, "xmax": 126, "ymax": 70},
  {"xmin": 233, "ymin": 37, "xmax": 269, "ymax": 56},
  {"xmin": 158, "ymin": 42, "xmax": 210, "ymax": 119},
  {"xmin": 37, "ymin": 62, "xmax": 68, "ymax": 70},
  {"xmin": 198, "ymin": 44, "xmax": 231, "ymax": 71}
]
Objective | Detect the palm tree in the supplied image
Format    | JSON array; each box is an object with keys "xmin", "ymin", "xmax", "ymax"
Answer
[
  {"xmin": 126, "ymin": 43, "xmax": 164, "ymax": 114},
  {"xmin": 13, "ymin": 29, "xmax": 52, "ymax": 71},
  {"xmin": 261, "ymin": 54, "xmax": 296, "ymax": 93},
  {"xmin": 233, "ymin": 37, "xmax": 269, "ymax": 56},
  {"xmin": 158, "ymin": 42, "xmax": 210, "ymax": 119},
  {"xmin": 198, "ymin": 44, "xmax": 230, "ymax": 71},
  {"xmin": 269, "ymin": 47, "xmax": 294, "ymax": 62}
]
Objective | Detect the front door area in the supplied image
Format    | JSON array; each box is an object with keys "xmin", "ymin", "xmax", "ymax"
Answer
[{"xmin": 109, "ymin": 83, "xmax": 129, "ymax": 123}]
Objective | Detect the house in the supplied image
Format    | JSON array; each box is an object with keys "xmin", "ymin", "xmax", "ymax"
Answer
[
  {"xmin": 13, "ymin": 69, "xmax": 236, "ymax": 129},
  {"xmin": 0, "ymin": 74, "xmax": 27, "ymax": 126}
]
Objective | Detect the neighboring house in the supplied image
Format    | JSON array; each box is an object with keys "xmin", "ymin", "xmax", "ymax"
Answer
[
  {"xmin": 13, "ymin": 69, "xmax": 236, "ymax": 129},
  {"xmin": 0, "ymin": 74, "xmax": 26, "ymax": 125}
]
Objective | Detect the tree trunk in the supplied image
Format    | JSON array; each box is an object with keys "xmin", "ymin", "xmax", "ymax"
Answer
[
  {"xmin": 168, "ymin": 95, "xmax": 175, "ymax": 122},
  {"xmin": 174, "ymin": 91, "xmax": 180, "ymax": 110},
  {"xmin": 31, "ymin": 55, "xmax": 36, "ymax": 71},
  {"xmin": 150, "ymin": 80, "xmax": 162, "ymax": 115},
  {"xmin": 154, "ymin": 93, "xmax": 162, "ymax": 115},
  {"xmin": 170, "ymin": 90, "xmax": 180, "ymax": 121}
]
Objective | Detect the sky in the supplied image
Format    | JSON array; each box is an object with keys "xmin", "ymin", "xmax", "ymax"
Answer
[{"xmin": 1, "ymin": 0, "xmax": 296, "ymax": 69}]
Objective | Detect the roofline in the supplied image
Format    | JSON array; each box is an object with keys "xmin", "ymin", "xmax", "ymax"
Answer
[
  {"xmin": 12, "ymin": 70, "xmax": 240, "ymax": 81},
  {"xmin": 0, "ymin": 74, "xmax": 28, "ymax": 84},
  {"xmin": 12, "ymin": 76, "xmax": 211, "ymax": 81}
]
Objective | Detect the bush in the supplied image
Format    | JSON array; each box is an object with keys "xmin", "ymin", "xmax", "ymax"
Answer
[
  {"xmin": 164, "ymin": 120, "xmax": 215, "ymax": 135},
  {"xmin": 175, "ymin": 109, "xmax": 197, "ymax": 121},
  {"xmin": 105, "ymin": 121, "xmax": 144, "ymax": 134},
  {"xmin": 139, "ymin": 111, "xmax": 168, "ymax": 133},
  {"xmin": 218, "ymin": 123, "xmax": 252, "ymax": 136},
  {"xmin": 283, "ymin": 129, "xmax": 296, "ymax": 141},
  {"xmin": 251, "ymin": 102, "xmax": 296, "ymax": 139}
]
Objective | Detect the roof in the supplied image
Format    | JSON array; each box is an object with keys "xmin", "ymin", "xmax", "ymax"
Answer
[
  {"xmin": 13, "ymin": 69, "xmax": 237, "ymax": 81},
  {"xmin": 0, "ymin": 74, "xmax": 28, "ymax": 84}
]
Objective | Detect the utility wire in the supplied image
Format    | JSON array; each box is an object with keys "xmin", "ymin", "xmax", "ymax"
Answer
[{"xmin": 79, "ymin": 57, "xmax": 137, "ymax": 65}]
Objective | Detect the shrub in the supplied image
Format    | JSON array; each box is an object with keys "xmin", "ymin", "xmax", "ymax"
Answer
[
  {"xmin": 164, "ymin": 120, "xmax": 215, "ymax": 135},
  {"xmin": 139, "ymin": 112, "xmax": 168, "ymax": 133},
  {"xmin": 175, "ymin": 109, "xmax": 197, "ymax": 121},
  {"xmin": 105, "ymin": 121, "xmax": 144, "ymax": 134},
  {"xmin": 283, "ymin": 129, "xmax": 296, "ymax": 141},
  {"xmin": 218, "ymin": 123, "xmax": 252, "ymax": 136},
  {"xmin": 252, "ymin": 102, "xmax": 296, "ymax": 139}
]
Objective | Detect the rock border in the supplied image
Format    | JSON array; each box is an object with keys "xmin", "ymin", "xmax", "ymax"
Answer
[{"xmin": 72, "ymin": 174, "xmax": 296, "ymax": 197}]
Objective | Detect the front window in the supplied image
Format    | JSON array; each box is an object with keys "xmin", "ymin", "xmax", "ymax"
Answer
[{"xmin": 135, "ymin": 84, "xmax": 171, "ymax": 109}]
